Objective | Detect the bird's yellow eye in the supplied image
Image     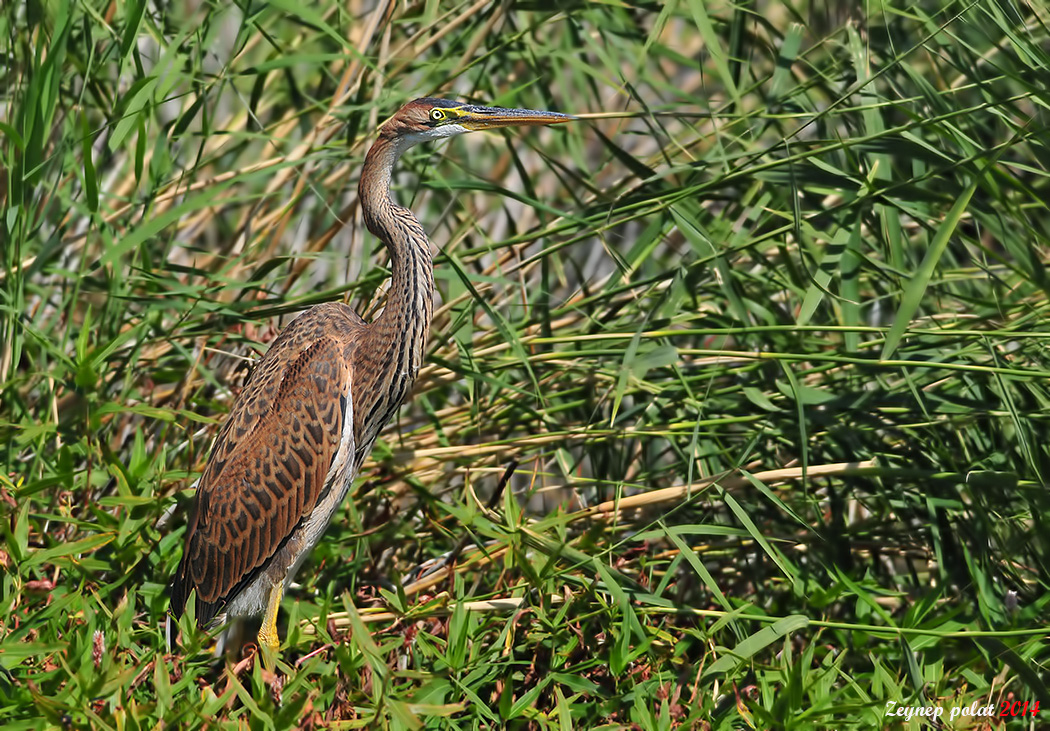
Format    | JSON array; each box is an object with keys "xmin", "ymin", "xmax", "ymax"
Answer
[{"xmin": 430, "ymin": 108, "xmax": 445, "ymax": 122}]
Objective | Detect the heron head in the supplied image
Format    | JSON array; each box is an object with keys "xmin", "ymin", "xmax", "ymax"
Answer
[{"xmin": 381, "ymin": 97, "xmax": 572, "ymax": 149}]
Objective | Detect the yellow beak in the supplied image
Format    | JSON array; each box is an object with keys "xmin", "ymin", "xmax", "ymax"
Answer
[{"xmin": 456, "ymin": 105, "xmax": 575, "ymax": 131}]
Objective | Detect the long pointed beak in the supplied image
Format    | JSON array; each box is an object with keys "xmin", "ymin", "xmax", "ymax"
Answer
[{"xmin": 457, "ymin": 105, "xmax": 574, "ymax": 131}]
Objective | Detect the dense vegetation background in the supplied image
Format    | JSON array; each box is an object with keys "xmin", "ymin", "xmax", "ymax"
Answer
[{"xmin": 3, "ymin": 0, "xmax": 1050, "ymax": 728}]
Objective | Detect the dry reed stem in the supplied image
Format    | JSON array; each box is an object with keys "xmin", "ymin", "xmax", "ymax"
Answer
[{"xmin": 300, "ymin": 459, "xmax": 875, "ymax": 635}]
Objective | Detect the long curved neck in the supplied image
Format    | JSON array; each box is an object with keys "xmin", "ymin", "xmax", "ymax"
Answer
[{"xmin": 354, "ymin": 136, "xmax": 435, "ymax": 448}]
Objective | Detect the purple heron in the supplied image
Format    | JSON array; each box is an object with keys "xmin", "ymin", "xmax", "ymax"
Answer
[{"xmin": 167, "ymin": 98, "xmax": 571, "ymax": 654}]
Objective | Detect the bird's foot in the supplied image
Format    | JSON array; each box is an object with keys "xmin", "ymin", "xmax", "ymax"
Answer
[
  {"xmin": 257, "ymin": 625, "xmax": 280, "ymax": 671},
  {"xmin": 256, "ymin": 581, "xmax": 284, "ymax": 670}
]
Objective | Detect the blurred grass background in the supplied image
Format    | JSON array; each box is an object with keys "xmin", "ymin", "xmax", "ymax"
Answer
[{"xmin": 3, "ymin": 0, "xmax": 1050, "ymax": 727}]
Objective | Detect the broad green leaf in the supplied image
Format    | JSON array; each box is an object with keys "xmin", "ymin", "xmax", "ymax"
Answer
[
  {"xmin": 22, "ymin": 533, "xmax": 115, "ymax": 569},
  {"xmin": 703, "ymin": 616, "xmax": 809, "ymax": 679},
  {"xmin": 881, "ymin": 178, "xmax": 977, "ymax": 359}
]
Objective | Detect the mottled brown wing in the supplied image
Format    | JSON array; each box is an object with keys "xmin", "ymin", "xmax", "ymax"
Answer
[{"xmin": 170, "ymin": 304, "xmax": 361, "ymax": 626}]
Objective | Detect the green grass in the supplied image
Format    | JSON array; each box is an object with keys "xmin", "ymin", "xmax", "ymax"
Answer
[{"xmin": 3, "ymin": 0, "xmax": 1050, "ymax": 728}]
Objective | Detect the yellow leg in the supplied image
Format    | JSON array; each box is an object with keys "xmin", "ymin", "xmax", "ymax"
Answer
[{"xmin": 257, "ymin": 582, "xmax": 284, "ymax": 666}]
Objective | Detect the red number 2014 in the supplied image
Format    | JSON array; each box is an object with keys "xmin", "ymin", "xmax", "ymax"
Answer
[{"xmin": 999, "ymin": 700, "xmax": 1040, "ymax": 716}]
